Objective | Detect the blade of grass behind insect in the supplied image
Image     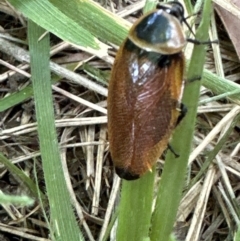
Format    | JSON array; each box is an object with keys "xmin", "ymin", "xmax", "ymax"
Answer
[
  {"xmin": 2, "ymin": 1, "xmax": 240, "ymax": 105},
  {"xmin": 150, "ymin": 0, "xmax": 213, "ymax": 241},
  {"xmin": 183, "ymin": 0, "xmax": 194, "ymax": 14},
  {"xmin": 143, "ymin": 0, "xmax": 158, "ymax": 13},
  {"xmin": 8, "ymin": 0, "xmax": 107, "ymax": 56},
  {"xmin": 49, "ymin": 0, "xmax": 129, "ymax": 46},
  {"xmin": 28, "ymin": 20, "xmax": 83, "ymax": 241},
  {"xmin": 116, "ymin": 169, "xmax": 155, "ymax": 241}
]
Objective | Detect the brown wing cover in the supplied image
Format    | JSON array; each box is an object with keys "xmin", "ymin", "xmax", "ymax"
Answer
[{"xmin": 108, "ymin": 39, "xmax": 184, "ymax": 178}]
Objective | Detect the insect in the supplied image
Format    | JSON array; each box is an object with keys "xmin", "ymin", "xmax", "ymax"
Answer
[{"xmin": 107, "ymin": 1, "xmax": 188, "ymax": 180}]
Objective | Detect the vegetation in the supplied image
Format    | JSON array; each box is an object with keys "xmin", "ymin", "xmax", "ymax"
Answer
[{"xmin": 0, "ymin": 0, "xmax": 239, "ymax": 241}]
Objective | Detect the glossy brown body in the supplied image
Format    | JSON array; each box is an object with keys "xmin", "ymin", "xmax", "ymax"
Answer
[
  {"xmin": 108, "ymin": 2, "xmax": 186, "ymax": 180},
  {"xmin": 108, "ymin": 39, "xmax": 184, "ymax": 180}
]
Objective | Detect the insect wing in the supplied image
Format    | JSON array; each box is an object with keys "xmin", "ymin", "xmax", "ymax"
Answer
[{"xmin": 108, "ymin": 40, "xmax": 184, "ymax": 178}]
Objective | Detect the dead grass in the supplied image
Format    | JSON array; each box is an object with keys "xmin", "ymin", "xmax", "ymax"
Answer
[{"xmin": 0, "ymin": 0, "xmax": 240, "ymax": 241}]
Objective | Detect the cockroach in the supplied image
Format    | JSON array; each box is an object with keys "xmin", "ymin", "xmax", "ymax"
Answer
[{"xmin": 108, "ymin": 1, "xmax": 188, "ymax": 180}]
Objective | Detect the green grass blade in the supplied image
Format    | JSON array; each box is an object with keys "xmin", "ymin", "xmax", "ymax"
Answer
[
  {"xmin": 141, "ymin": 0, "xmax": 157, "ymax": 14},
  {"xmin": 2, "ymin": 1, "xmax": 240, "ymax": 104},
  {"xmin": 116, "ymin": 170, "xmax": 155, "ymax": 241},
  {"xmin": 0, "ymin": 192, "xmax": 34, "ymax": 206},
  {"xmin": 0, "ymin": 153, "xmax": 45, "ymax": 200},
  {"xmin": 234, "ymin": 225, "xmax": 240, "ymax": 241},
  {"xmin": 0, "ymin": 85, "xmax": 34, "ymax": 112},
  {"xmin": 28, "ymin": 20, "xmax": 83, "ymax": 241},
  {"xmin": 150, "ymin": 1, "xmax": 213, "ymax": 240},
  {"xmin": 8, "ymin": 0, "xmax": 107, "ymax": 54},
  {"xmin": 202, "ymin": 68, "xmax": 240, "ymax": 104},
  {"xmin": 50, "ymin": 0, "xmax": 130, "ymax": 46}
]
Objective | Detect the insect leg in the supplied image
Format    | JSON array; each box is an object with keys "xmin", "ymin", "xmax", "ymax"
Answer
[
  {"xmin": 176, "ymin": 103, "xmax": 187, "ymax": 126},
  {"xmin": 167, "ymin": 144, "xmax": 180, "ymax": 158},
  {"xmin": 187, "ymin": 38, "xmax": 219, "ymax": 45},
  {"xmin": 167, "ymin": 103, "xmax": 187, "ymax": 157}
]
